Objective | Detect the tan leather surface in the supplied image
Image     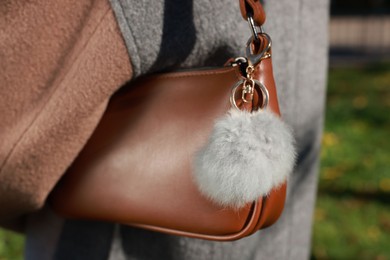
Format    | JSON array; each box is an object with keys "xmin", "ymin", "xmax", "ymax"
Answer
[
  {"xmin": 50, "ymin": 55, "xmax": 286, "ymax": 240},
  {"xmin": 239, "ymin": 0, "xmax": 266, "ymax": 25}
]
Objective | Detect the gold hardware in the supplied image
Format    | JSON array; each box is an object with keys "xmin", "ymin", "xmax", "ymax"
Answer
[
  {"xmin": 246, "ymin": 33, "xmax": 272, "ymax": 66},
  {"xmin": 229, "ymin": 59, "xmax": 270, "ymax": 111},
  {"xmin": 260, "ymin": 52, "xmax": 271, "ymax": 61},
  {"xmin": 230, "ymin": 80, "xmax": 269, "ymax": 112},
  {"xmin": 242, "ymin": 79, "xmax": 255, "ymax": 103},
  {"xmin": 241, "ymin": 65, "xmax": 255, "ymax": 103},
  {"xmin": 246, "ymin": 65, "xmax": 255, "ymax": 77}
]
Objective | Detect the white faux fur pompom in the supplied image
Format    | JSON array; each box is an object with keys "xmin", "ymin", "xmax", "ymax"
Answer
[{"xmin": 194, "ymin": 108, "xmax": 295, "ymax": 209}]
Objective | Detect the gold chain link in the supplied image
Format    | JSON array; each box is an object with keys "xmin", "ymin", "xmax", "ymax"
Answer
[{"xmin": 242, "ymin": 65, "xmax": 255, "ymax": 103}]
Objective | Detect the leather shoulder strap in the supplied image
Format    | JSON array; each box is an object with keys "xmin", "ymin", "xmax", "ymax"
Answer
[{"xmin": 239, "ymin": 0, "xmax": 266, "ymax": 25}]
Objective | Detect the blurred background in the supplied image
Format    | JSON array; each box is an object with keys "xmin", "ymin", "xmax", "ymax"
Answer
[
  {"xmin": 312, "ymin": 0, "xmax": 390, "ymax": 259},
  {"xmin": 1, "ymin": 0, "xmax": 389, "ymax": 259}
]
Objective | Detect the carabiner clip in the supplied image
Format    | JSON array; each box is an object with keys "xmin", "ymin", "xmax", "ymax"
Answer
[
  {"xmin": 245, "ymin": 15, "xmax": 272, "ymax": 66},
  {"xmin": 245, "ymin": 32, "xmax": 272, "ymax": 66}
]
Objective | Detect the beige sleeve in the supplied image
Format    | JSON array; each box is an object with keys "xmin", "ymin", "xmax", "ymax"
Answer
[{"xmin": 0, "ymin": 0, "xmax": 132, "ymax": 231}]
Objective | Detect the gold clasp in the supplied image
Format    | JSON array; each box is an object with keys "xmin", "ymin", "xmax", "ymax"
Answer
[
  {"xmin": 230, "ymin": 80, "xmax": 269, "ymax": 111},
  {"xmin": 229, "ymin": 58, "xmax": 269, "ymax": 111},
  {"xmin": 242, "ymin": 65, "xmax": 255, "ymax": 103},
  {"xmin": 242, "ymin": 79, "xmax": 255, "ymax": 103}
]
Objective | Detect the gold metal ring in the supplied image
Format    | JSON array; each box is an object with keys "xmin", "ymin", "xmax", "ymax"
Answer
[{"xmin": 230, "ymin": 80, "xmax": 269, "ymax": 111}]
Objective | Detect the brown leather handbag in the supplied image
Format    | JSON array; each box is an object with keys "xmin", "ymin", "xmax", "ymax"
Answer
[{"xmin": 49, "ymin": 0, "xmax": 294, "ymax": 241}]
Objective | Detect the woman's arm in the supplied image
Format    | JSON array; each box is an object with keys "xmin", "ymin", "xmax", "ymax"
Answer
[{"xmin": 0, "ymin": 0, "xmax": 133, "ymax": 231}]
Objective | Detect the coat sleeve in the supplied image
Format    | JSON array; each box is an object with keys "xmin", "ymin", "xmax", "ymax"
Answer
[{"xmin": 0, "ymin": 0, "xmax": 132, "ymax": 231}]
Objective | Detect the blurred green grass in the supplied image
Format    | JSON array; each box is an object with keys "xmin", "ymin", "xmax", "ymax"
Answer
[
  {"xmin": 0, "ymin": 63, "xmax": 389, "ymax": 260},
  {"xmin": 0, "ymin": 231, "xmax": 23, "ymax": 260},
  {"xmin": 312, "ymin": 63, "xmax": 390, "ymax": 260}
]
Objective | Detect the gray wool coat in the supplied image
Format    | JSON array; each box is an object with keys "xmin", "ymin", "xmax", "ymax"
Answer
[{"xmin": 18, "ymin": 0, "xmax": 329, "ymax": 259}]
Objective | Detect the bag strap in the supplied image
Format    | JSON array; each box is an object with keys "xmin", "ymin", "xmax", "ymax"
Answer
[{"xmin": 239, "ymin": 0, "xmax": 266, "ymax": 25}]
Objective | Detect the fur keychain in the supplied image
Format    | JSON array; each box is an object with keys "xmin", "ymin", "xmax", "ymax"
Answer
[{"xmin": 193, "ymin": 67, "xmax": 296, "ymax": 209}]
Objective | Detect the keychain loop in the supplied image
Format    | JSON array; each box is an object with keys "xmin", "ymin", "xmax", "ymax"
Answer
[{"xmin": 230, "ymin": 80, "xmax": 269, "ymax": 111}]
